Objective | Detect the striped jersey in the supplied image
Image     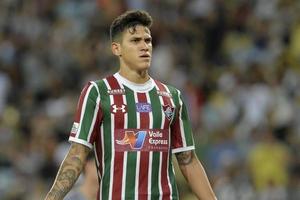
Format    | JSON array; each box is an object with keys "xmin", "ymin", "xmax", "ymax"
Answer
[{"xmin": 69, "ymin": 73, "xmax": 195, "ymax": 200}]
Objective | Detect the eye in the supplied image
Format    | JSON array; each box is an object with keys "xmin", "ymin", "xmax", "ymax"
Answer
[
  {"xmin": 131, "ymin": 38, "xmax": 140, "ymax": 43},
  {"xmin": 145, "ymin": 38, "xmax": 152, "ymax": 43}
]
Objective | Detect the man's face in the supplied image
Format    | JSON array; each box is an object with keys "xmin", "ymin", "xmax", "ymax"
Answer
[{"xmin": 117, "ymin": 25, "xmax": 152, "ymax": 72}]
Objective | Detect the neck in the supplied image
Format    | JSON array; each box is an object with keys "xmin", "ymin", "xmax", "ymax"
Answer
[{"xmin": 119, "ymin": 68, "xmax": 150, "ymax": 84}]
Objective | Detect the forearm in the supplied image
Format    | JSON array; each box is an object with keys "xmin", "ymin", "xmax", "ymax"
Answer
[
  {"xmin": 177, "ymin": 151, "xmax": 217, "ymax": 200},
  {"xmin": 44, "ymin": 143, "xmax": 90, "ymax": 200}
]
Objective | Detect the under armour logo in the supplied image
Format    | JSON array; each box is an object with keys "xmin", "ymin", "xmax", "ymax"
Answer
[{"xmin": 110, "ymin": 104, "xmax": 127, "ymax": 114}]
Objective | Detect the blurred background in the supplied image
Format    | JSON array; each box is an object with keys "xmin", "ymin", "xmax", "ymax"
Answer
[{"xmin": 0, "ymin": 0, "xmax": 300, "ymax": 199}]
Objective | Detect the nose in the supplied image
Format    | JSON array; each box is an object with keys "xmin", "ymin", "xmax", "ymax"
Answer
[{"xmin": 141, "ymin": 41, "xmax": 149, "ymax": 51}]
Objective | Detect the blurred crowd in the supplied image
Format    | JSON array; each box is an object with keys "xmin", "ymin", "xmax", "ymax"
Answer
[{"xmin": 0, "ymin": 0, "xmax": 300, "ymax": 199}]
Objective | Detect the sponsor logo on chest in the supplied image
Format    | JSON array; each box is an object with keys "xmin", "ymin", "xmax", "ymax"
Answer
[{"xmin": 115, "ymin": 129, "xmax": 169, "ymax": 152}]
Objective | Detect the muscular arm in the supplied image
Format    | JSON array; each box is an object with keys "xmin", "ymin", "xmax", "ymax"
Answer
[
  {"xmin": 176, "ymin": 150, "xmax": 217, "ymax": 200},
  {"xmin": 44, "ymin": 143, "xmax": 90, "ymax": 200}
]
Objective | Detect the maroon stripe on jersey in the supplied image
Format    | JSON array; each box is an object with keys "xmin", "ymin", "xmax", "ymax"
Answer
[
  {"xmin": 137, "ymin": 93, "xmax": 150, "ymax": 199},
  {"xmin": 107, "ymin": 76, "xmax": 125, "ymax": 200},
  {"xmin": 97, "ymin": 188, "xmax": 100, "ymax": 200},
  {"xmin": 169, "ymin": 110, "xmax": 183, "ymax": 149},
  {"xmin": 155, "ymin": 81, "xmax": 184, "ymax": 149},
  {"xmin": 154, "ymin": 80, "xmax": 172, "ymax": 199},
  {"xmin": 90, "ymin": 107, "xmax": 103, "ymax": 144},
  {"xmin": 71, "ymin": 83, "xmax": 91, "ymax": 137},
  {"xmin": 92, "ymin": 106, "xmax": 103, "ymax": 183}
]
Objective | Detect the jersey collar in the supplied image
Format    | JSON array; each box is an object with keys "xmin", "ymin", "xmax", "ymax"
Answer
[{"xmin": 114, "ymin": 72, "xmax": 155, "ymax": 92}]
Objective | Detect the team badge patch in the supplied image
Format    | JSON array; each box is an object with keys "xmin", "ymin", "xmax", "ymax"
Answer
[
  {"xmin": 107, "ymin": 89, "xmax": 125, "ymax": 95},
  {"xmin": 110, "ymin": 104, "xmax": 127, "ymax": 114},
  {"xmin": 136, "ymin": 103, "xmax": 152, "ymax": 113},
  {"xmin": 162, "ymin": 105, "xmax": 175, "ymax": 120}
]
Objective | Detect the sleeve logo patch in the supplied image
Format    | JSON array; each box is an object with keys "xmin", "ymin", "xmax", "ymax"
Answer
[{"xmin": 71, "ymin": 122, "xmax": 79, "ymax": 134}]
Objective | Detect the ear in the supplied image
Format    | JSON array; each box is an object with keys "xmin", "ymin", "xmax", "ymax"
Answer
[{"xmin": 111, "ymin": 42, "xmax": 122, "ymax": 57}]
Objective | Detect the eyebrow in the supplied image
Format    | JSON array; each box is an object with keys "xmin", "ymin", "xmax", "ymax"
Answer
[{"xmin": 130, "ymin": 36, "xmax": 152, "ymax": 40}]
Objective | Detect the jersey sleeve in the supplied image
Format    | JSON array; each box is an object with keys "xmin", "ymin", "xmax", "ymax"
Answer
[
  {"xmin": 170, "ymin": 90, "xmax": 195, "ymax": 153},
  {"xmin": 69, "ymin": 81, "xmax": 102, "ymax": 149}
]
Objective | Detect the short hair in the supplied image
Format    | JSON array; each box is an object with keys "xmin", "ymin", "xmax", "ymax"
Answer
[{"xmin": 110, "ymin": 10, "xmax": 153, "ymax": 42}]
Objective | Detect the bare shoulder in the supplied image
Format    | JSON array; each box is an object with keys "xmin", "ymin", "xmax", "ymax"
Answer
[{"xmin": 175, "ymin": 150, "xmax": 194, "ymax": 165}]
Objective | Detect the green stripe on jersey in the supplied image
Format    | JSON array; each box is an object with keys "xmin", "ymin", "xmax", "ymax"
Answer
[
  {"xmin": 167, "ymin": 85, "xmax": 187, "ymax": 198},
  {"xmin": 167, "ymin": 85, "xmax": 194, "ymax": 146},
  {"xmin": 98, "ymin": 80, "xmax": 112, "ymax": 200},
  {"xmin": 124, "ymin": 86, "xmax": 137, "ymax": 199},
  {"xmin": 168, "ymin": 154, "xmax": 178, "ymax": 198},
  {"xmin": 180, "ymin": 99, "xmax": 194, "ymax": 146},
  {"xmin": 78, "ymin": 85, "xmax": 98, "ymax": 140},
  {"xmin": 149, "ymin": 88, "xmax": 162, "ymax": 199}
]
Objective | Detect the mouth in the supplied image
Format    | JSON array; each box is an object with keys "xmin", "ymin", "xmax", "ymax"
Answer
[{"xmin": 139, "ymin": 54, "xmax": 151, "ymax": 59}]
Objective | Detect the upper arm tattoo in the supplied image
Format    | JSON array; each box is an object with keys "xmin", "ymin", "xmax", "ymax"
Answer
[
  {"xmin": 176, "ymin": 150, "xmax": 194, "ymax": 165},
  {"xmin": 45, "ymin": 143, "xmax": 90, "ymax": 200}
]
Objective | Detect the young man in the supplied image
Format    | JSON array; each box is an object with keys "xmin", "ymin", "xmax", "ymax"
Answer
[{"xmin": 44, "ymin": 10, "xmax": 216, "ymax": 200}]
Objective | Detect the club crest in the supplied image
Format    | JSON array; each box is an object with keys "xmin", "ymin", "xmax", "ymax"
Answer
[{"xmin": 162, "ymin": 105, "xmax": 175, "ymax": 120}]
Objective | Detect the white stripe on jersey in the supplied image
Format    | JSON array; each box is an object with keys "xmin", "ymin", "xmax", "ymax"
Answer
[
  {"xmin": 99, "ymin": 124, "xmax": 104, "ymax": 200},
  {"xmin": 87, "ymin": 97, "xmax": 100, "ymax": 143},
  {"xmin": 134, "ymin": 91, "xmax": 141, "ymax": 200},
  {"xmin": 93, "ymin": 143, "xmax": 100, "ymax": 178},
  {"xmin": 76, "ymin": 83, "xmax": 94, "ymax": 139},
  {"xmin": 103, "ymin": 79, "xmax": 115, "ymax": 200},
  {"xmin": 177, "ymin": 90, "xmax": 187, "ymax": 147},
  {"xmin": 146, "ymin": 92, "xmax": 153, "ymax": 200},
  {"xmin": 154, "ymin": 84, "xmax": 165, "ymax": 200},
  {"xmin": 87, "ymin": 82, "xmax": 101, "ymax": 143},
  {"xmin": 158, "ymin": 152, "xmax": 163, "ymax": 200},
  {"xmin": 120, "ymin": 82, "xmax": 128, "ymax": 200}
]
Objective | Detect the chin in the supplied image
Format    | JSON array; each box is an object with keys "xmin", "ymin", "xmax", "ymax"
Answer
[{"xmin": 138, "ymin": 64, "xmax": 151, "ymax": 71}]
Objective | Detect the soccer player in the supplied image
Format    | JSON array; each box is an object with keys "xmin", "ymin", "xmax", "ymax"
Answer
[{"xmin": 44, "ymin": 10, "xmax": 217, "ymax": 200}]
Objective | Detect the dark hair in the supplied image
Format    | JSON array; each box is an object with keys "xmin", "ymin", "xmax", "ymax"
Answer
[{"xmin": 110, "ymin": 10, "xmax": 153, "ymax": 42}]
